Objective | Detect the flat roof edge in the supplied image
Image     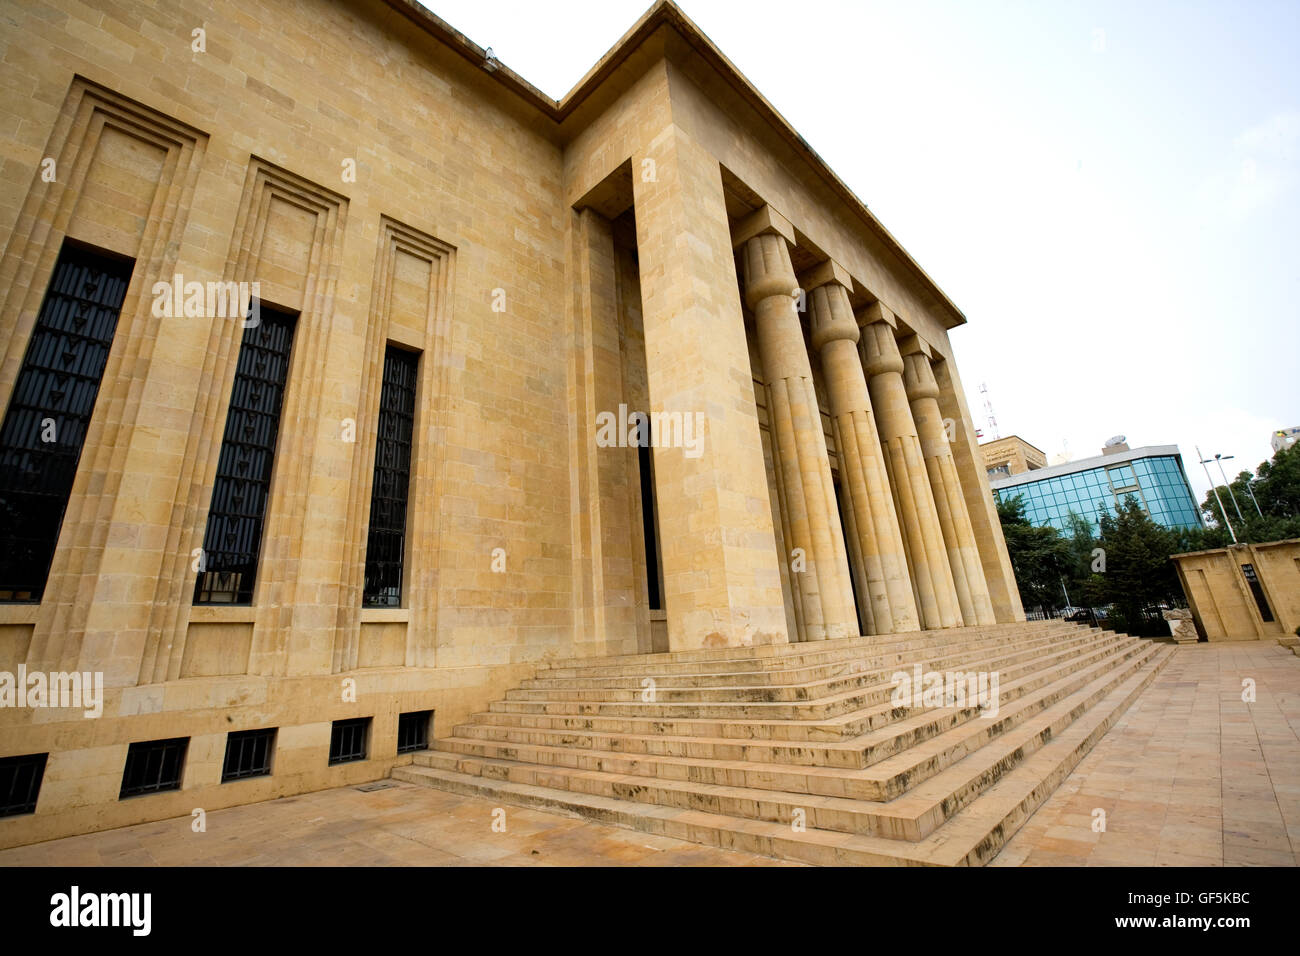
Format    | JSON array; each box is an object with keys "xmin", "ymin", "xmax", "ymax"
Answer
[
  {"xmin": 990, "ymin": 445, "xmax": 1185, "ymax": 489},
  {"xmin": 1172, "ymin": 537, "xmax": 1300, "ymax": 560}
]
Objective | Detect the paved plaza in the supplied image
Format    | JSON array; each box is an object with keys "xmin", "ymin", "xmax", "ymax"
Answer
[{"xmin": 993, "ymin": 640, "xmax": 1300, "ymax": 866}]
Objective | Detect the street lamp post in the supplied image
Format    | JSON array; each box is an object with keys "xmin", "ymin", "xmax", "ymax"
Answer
[
  {"xmin": 1197, "ymin": 446, "xmax": 1238, "ymax": 544},
  {"xmin": 1243, "ymin": 477, "xmax": 1265, "ymax": 519},
  {"xmin": 1212, "ymin": 453, "xmax": 1246, "ymax": 525}
]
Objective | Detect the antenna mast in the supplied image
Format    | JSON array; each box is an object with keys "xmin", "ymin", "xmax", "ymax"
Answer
[{"xmin": 979, "ymin": 382, "xmax": 1000, "ymax": 440}]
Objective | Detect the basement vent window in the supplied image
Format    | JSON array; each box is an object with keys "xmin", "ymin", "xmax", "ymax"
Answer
[
  {"xmin": 0, "ymin": 752, "xmax": 49, "ymax": 817},
  {"xmin": 397, "ymin": 710, "xmax": 433, "ymax": 754},
  {"xmin": 329, "ymin": 717, "xmax": 371, "ymax": 765},
  {"xmin": 221, "ymin": 728, "xmax": 276, "ymax": 782},
  {"xmin": 120, "ymin": 737, "xmax": 188, "ymax": 798}
]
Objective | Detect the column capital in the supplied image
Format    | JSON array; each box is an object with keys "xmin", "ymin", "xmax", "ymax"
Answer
[
  {"xmin": 807, "ymin": 280, "xmax": 859, "ymax": 351},
  {"xmin": 860, "ymin": 316, "xmax": 904, "ymax": 377},
  {"xmin": 902, "ymin": 350, "xmax": 941, "ymax": 401},
  {"xmin": 732, "ymin": 204, "xmax": 796, "ymax": 250},
  {"xmin": 742, "ymin": 232, "xmax": 799, "ymax": 310}
]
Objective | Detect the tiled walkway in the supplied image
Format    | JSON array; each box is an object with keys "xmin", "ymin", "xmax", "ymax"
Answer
[
  {"xmin": 0, "ymin": 779, "xmax": 800, "ymax": 866},
  {"xmin": 992, "ymin": 641, "xmax": 1300, "ymax": 866},
  {"xmin": 1, "ymin": 641, "xmax": 1295, "ymax": 867}
]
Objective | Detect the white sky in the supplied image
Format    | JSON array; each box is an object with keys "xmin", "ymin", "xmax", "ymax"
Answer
[{"xmin": 417, "ymin": 0, "xmax": 1299, "ymax": 500}]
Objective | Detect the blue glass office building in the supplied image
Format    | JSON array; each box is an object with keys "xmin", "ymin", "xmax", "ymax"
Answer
[{"xmin": 989, "ymin": 445, "xmax": 1202, "ymax": 536}]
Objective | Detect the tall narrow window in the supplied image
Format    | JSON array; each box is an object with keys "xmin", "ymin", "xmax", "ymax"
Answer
[
  {"xmin": 0, "ymin": 243, "xmax": 133, "ymax": 602},
  {"xmin": 194, "ymin": 305, "xmax": 297, "ymax": 604},
  {"xmin": 363, "ymin": 345, "xmax": 418, "ymax": 607},
  {"xmin": 638, "ymin": 443, "xmax": 663, "ymax": 610}
]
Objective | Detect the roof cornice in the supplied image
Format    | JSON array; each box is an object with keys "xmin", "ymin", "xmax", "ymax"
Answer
[{"xmin": 379, "ymin": 0, "xmax": 966, "ymax": 326}]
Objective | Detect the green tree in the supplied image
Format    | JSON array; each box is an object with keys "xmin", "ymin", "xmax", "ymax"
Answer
[
  {"xmin": 1093, "ymin": 497, "xmax": 1185, "ymax": 635},
  {"xmin": 1062, "ymin": 510, "xmax": 1105, "ymax": 608},
  {"xmin": 1255, "ymin": 441, "xmax": 1300, "ymax": 517},
  {"xmin": 996, "ymin": 495, "xmax": 1072, "ymax": 613},
  {"xmin": 1198, "ymin": 443, "xmax": 1300, "ymax": 544}
]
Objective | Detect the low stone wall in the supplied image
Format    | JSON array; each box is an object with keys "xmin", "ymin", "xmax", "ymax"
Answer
[{"xmin": 1170, "ymin": 539, "xmax": 1300, "ymax": 641}]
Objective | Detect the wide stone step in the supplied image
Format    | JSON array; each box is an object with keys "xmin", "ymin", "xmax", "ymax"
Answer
[
  {"xmin": 512, "ymin": 629, "xmax": 1127, "ymax": 702},
  {"xmin": 516, "ymin": 627, "xmax": 1116, "ymax": 696},
  {"xmin": 394, "ymin": 643, "xmax": 1172, "ymax": 865},
  {"xmin": 539, "ymin": 622, "xmax": 1079, "ymax": 676},
  {"xmin": 488, "ymin": 630, "xmax": 1131, "ymax": 720},
  {"xmin": 544, "ymin": 620, "xmax": 1070, "ymax": 667},
  {"xmin": 538, "ymin": 623, "xmax": 1078, "ymax": 680},
  {"xmin": 413, "ymin": 639, "xmax": 1159, "ymax": 816},
  {"xmin": 395, "ymin": 642, "xmax": 1170, "ymax": 868},
  {"xmin": 838, "ymin": 638, "xmax": 1158, "ymax": 800},
  {"xmin": 460, "ymin": 631, "xmax": 1135, "ymax": 755},
  {"xmin": 412, "ymin": 642, "xmax": 1166, "ymax": 841},
  {"xmin": 447, "ymin": 635, "xmax": 1150, "ymax": 784},
  {"xmin": 463, "ymin": 635, "xmax": 1128, "ymax": 743}
]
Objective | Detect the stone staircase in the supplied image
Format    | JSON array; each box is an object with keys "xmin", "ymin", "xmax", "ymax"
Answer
[{"xmin": 393, "ymin": 620, "xmax": 1173, "ymax": 865}]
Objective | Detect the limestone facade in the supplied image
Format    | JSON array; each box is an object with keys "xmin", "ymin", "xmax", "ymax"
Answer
[{"xmin": 0, "ymin": 0, "xmax": 1022, "ymax": 847}]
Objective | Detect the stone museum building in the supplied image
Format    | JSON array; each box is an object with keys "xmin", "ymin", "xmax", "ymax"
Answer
[{"xmin": 3, "ymin": 0, "xmax": 1178, "ymax": 866}]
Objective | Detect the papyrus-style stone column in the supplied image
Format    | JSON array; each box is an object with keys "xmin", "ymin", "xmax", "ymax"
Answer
[
  {"xmin": 932, "ymin": 357, "xmax": 1025, "ymax": 622},
  {"xmin": 805, "ymin": 263, "xmax": 919, "ymax": 634},
  {"xmin": 859, "ymin": 303, "xmax": 962, "ymax": 629},
  {"xmin": 738, "ymin": 207, "xmax": 857, "ymax": 641},
  {"xmin": 901, "ymin": 338, "xmax": 996, "ymax": 626}
]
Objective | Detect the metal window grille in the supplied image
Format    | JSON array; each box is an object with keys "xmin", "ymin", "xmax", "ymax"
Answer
[
  {"xmin": 221, "ymin": 728, "xmax": 276, "ymax": 782},
  {"xmin": 329, "ymin": 717, "xmax": 370, "ymax": 765},
  {"xmin": 0, "ymin": 244, "xmax": 133, "ymax": 602},
  {"xmin": 0, "ymin": 752, "xmax": 49, "ymax": 817},
  {"xmin": 194, "ymin": 305, "xmax": 297, "ymax": 604},
  {"xmin": 120, "ymin": 737, "xmax": 188, "ymax": 798},
  {"xmin": 638, "ymin": 443, "xmax": 663, "ymax": 610},
  {"xmin": 363, "ymin": 346, "xmax": 418, "ymax": 607},
  {"xmin": 1240, "ymin": 564, "xmax": 1275, "ymax": 622},
  {"xmin": 397, "ymin": 710, "xmax": 433, "ymax": 754}
]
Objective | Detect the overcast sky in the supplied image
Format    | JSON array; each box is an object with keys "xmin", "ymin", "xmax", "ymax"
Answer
[{"xmin": 417, "ymin": 0, "xmax": 1298, "ymax": 500}]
